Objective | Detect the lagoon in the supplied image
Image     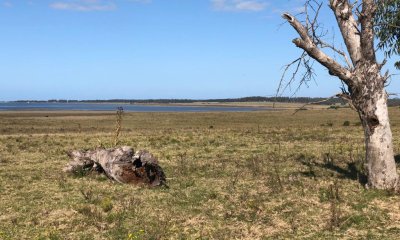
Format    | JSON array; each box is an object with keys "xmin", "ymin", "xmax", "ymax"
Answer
[{"xmin": 0, "ymin": 102, "xmax": 268, "ymax": 112}]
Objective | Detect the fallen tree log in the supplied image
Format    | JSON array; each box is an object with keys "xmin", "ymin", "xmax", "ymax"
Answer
[{"xmin": 64, "ymin": 146, "xmax": 167, "ymax": 187}]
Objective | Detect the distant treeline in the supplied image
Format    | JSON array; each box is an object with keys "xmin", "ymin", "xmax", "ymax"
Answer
[{"xmin": 14, "ymin": 96, "xmax": 400, "ymax": 106}]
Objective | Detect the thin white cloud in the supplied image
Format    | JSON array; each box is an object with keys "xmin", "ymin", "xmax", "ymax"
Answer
[
  {"xmin": 292, "ymin": 6, "xmax": 305, "ymax": 14},
  {"xmin": 50, "ymin": 0, "xmax": 116, "ymax": 11},
  {"xmin": 49, "ymin": 0, "xmax": 151, "ymax": 11},
  {"xmin": 272, "ymin": 4, "xmax": 305, "ymax": 16},
  {"xmin": 2, "ymin": 1, "xmax": 12, "ymax": 7},
  {"xmin": 129, "ymin": 0, "xmax": 151, "ymax": 3},
  {"xmin": 211, "ymin": 0, "xmax": 268, "ymax": 12}
]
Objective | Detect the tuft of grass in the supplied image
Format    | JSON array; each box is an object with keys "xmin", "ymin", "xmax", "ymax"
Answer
[
  {"xmin": 100, "ymin": 197, "xmax": 113, "ymax": 212},
  {"xmin": 328, "ymin": 181, "xmax": 341, "ymax": 231},
  {"xmin": 114, "ymin": 107, "xmax": 124, "ymax": 147}
]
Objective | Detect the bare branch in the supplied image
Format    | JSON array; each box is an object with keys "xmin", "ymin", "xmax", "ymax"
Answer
[
  {"xmin": 283, "ymin": 13, "xmax": 312, "ymax": 45},
  {"xmin": 292, "ymin": 94, "xmax": 339, "ymax": 115},
  {"xmin": 304, "ymin": 2, "xmax": 353, "ymax": 69},
  {"xmin": 350, "ymin": 0, "xmax": 359, "ymax": 10},
  {"xmin": 336, "ymin": 92, "xmax": 356, "ymax": 110},
  {"xmin": 378, "ymin": 59, "xmax": 387, "ymax": 70},
  {"xmin": 277, "ymin": 52, "xmax": 316, "ymax": 96},
  {"xmin": 278, "ymin": 55, "xmax": 303, "ymax": 95},
  {"xmin": 317, "ymin": 39, "xmax": 353, "ymax": 68},
  {"xmin": 282, "ymin": 13, "xmax": 353, "ymax": 84},
  {"xmin": 308, "ymin": 0, "xmax": 324, "ymax": 43},
  {"xmin": 292, "ymin": 90, "xmax": 358, "ymax": 116}
]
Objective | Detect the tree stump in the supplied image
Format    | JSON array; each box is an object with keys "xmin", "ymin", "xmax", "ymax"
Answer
[{"xmin": 64, "ymin": 146, "xmax": 167, "ymax": 187}]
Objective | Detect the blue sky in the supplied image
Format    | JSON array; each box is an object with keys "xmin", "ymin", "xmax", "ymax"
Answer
[{"xmin": 0, "ymin": 0, "xmax": 398, "ymax": 101}]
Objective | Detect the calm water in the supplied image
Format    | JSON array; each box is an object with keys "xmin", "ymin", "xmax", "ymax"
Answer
[{"xmin": 0, "ymin": 102, "xmax": 268, "ymax": 112}]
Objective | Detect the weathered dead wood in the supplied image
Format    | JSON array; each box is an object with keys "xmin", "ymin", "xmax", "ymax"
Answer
[{"xmin": 64, "ymin": 146, "xmax": 167, "ymax": 187}]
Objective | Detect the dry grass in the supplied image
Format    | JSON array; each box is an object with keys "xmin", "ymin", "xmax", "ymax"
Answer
[{"xmin": 1, "ymin": 108, "xmax": 400, "ymax": 239}]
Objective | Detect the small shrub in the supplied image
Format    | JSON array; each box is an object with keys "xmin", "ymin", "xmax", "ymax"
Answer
[
  {"xmin": 58, "ymin": 175, "xmax": 70, "ymax": 191},
  {"xmin": 343, "ymin": 121, "xmax": 350, "ymax": 126},
  {"xmin": 76, "ymin": 205, "xmax": 103, "ymax": 222},
  {"xmin": 247, "ymin": 155, "xmax": 263, "ymax": 176},
  {"xmin": 100, "ymin": 197, "xmax": 113, "ymax": 212},
  {"xmin": 319, "ymin": 188, "xmax": 330, "ymax": 202},
  {"xmin": 80, "ymin": 188, "xmax": 96, "ymax": 203}
]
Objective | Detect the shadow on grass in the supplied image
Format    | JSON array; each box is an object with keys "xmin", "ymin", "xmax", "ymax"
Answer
[{"xmin": 298, "ymin": 156, "xmax": 367, "ymax": 185}]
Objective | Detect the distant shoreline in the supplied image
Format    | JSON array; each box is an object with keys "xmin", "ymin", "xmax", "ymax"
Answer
[
  {"xmin": 5, "ymin": 96, "xmax": 400, "ymax": 107},
  {"xmin": 0, "ymin": 101, "xmax": 336, "ymax": 111},
  {"xmin": 0, "ymin": 102, "xmax": 281, "ymax": 112}
]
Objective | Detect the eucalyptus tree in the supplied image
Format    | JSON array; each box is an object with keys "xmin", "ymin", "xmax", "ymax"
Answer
[
  {"xmin": 376, "ymin": 0, "xmax": 400, "ymax": 68},
  {"xmin": 282, "ymin": 0, "xmax": 399, "ymax": 189}
]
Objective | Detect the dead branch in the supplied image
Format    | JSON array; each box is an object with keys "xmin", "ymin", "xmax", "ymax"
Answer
[
  {"xmin": 292, "ymin": 94, "xmax": 339, "ymax": 115},
  {"xmin": 282, "ymin": 13, "xmax": 353, "ymax": 83},
  {"xmin": 292, "ymin": 91, "xmax": 357, "ymax": 115},
  {"xmin": 317, "ymin": 39, "xmax": 353, "ymax": 68},
  {"xmin": 277, "ymin": 51, "xmax": 316, "ymax": 96},
  {"xmin": 336, "ymin": 92, "xmax": 356, "ymax": 110}
]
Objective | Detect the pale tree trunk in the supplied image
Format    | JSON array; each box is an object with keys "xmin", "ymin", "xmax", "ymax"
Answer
[
  {"xmin": 364, "ymin": 94, "xmax": 397, "ymax": 189},
  {"xmin": 352, "ymin": 79, "xmax": 398, "ymax": 189},
  {"xmin": 282, "ymin": 0, "xmax": 399, "ymax": 190},
  {"xmin": 350, "ymin": 60, "xmax": 399, "ymax": 189}
]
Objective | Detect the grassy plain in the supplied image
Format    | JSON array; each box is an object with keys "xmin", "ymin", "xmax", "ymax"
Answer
[{"xmin": 1, "ymin": 108, "xmax": 400, "ymax": 239}]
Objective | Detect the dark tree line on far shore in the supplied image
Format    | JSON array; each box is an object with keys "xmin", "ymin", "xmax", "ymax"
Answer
[{"xmin": 12, "ymin": 96, "xmax": 400, "ymax": 106}]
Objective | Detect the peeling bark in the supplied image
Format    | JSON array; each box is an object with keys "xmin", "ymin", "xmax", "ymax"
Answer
[{"xmin": 64, "ymin": 146, "xmax": 167, "ymax": 187}]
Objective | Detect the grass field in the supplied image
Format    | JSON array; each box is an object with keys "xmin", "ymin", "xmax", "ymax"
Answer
[{"xmin": 1, "ymin": 108, "xmax": 400, "ymax": 239}]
